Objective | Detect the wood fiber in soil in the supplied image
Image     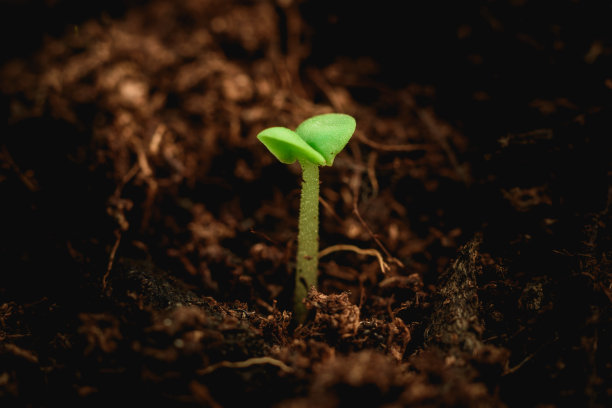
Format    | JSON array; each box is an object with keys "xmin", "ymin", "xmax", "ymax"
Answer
[{"xmin": 1, "ymin": 0, "xmax": 611, "ymax": 407}]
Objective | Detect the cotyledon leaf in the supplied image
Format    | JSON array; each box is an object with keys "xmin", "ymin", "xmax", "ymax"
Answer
[
  {"xmin": 257, "ymin": 126, "xmax": 326, "ymax": 165},
  {"xmin": 295, "ymin": 113, "xmax": 356, "ymax": 166}
]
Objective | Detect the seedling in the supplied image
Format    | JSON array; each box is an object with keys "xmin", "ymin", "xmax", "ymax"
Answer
[{"xmin": 257, "ymin": 113, "xmax": 356, "ymax": 322}]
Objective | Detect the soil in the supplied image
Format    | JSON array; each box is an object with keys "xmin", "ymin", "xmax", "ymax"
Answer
[{"xmin": 1, "ymin": 1, "xmax": 611, "ymax": 407}]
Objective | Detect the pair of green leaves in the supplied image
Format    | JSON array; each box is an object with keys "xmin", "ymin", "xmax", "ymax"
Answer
[{"xmin": 257, "ymin": 113, "xmax": 356, "ymax": 166}]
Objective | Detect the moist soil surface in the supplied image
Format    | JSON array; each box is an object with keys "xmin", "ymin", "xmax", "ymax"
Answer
[{"xmin": 1, "ymin": 1, "xmax": 611, "ymax": 407}]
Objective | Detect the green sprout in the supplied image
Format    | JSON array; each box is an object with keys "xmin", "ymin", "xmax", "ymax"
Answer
[{"xmin": 257, "ymin": 113, "xmax": 356, "ymax": 322}]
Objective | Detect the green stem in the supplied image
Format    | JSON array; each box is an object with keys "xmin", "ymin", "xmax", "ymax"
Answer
[{"xmin": 294, "ymin": 159, "xmax": 320, "ymax": 323}]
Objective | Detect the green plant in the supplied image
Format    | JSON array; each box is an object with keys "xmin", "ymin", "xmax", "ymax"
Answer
[{"xmin": 257, "ymin": 113, "xmax": 356, "ymax": 322}]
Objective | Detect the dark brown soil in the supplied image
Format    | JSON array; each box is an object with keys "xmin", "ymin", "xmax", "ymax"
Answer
[{"xmin": 1, "ymin": 1, "xmax": 611, "ymax": 406}]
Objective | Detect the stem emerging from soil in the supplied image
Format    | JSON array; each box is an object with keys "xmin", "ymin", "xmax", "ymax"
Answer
[{"xmin": 294, "ymin": 159, "xmax": 319, "ymax": 322}]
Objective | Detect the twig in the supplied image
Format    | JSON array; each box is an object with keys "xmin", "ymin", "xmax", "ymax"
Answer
[
  {"xmin": 0, "ymin": 146, "xmax": 39, "ymax": 192},
  {"xmin": 102, "ymin": 229, "xmax": 121, "ymax": 292},
  {"xmin": 197, "ymin": 357, "xmax": 294, "ymax": 376},
  {"xmin": 249, "ymin": 229, "xmax": 280, "ymax": 246},
  {"xmin": 503, "ymin": 337, "xmax": 555, "ymax": 376},
  {"xmin": 4, "ymin": 343, "xmax": 38, "ymax": 364},
  {"xmin": 319, "ymin": 196, "xmax": 344, "ymax": 224},
  {"xmin": 319, "ymin": 244, "xmax": 390, "ymax": 274},
  {"xmin": 366, "ymin": 151, "xmax": 379, "ymax": 198},
  {"xmin": 353, "ymin": 203, "xmax": 404, "ymax": 268},
  {"xmin": 149, "ymin": 123, "xmax": 166, "ymax": 155},
  {"xmin": 503, "ymin": 353, "xmax": 536, "ymax": 376},
  {"xmin": 355, "ymin": 132, "xmax": 428, "ymax": 152}
]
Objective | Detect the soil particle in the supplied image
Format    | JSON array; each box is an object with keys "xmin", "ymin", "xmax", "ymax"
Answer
[
  {"xmin": 303, "ymin": 289, "xmax": 360, "ymax": 339},
  {"xmin": 424, "ymin": 236, "xmax": 485, "ymax": 353}
]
